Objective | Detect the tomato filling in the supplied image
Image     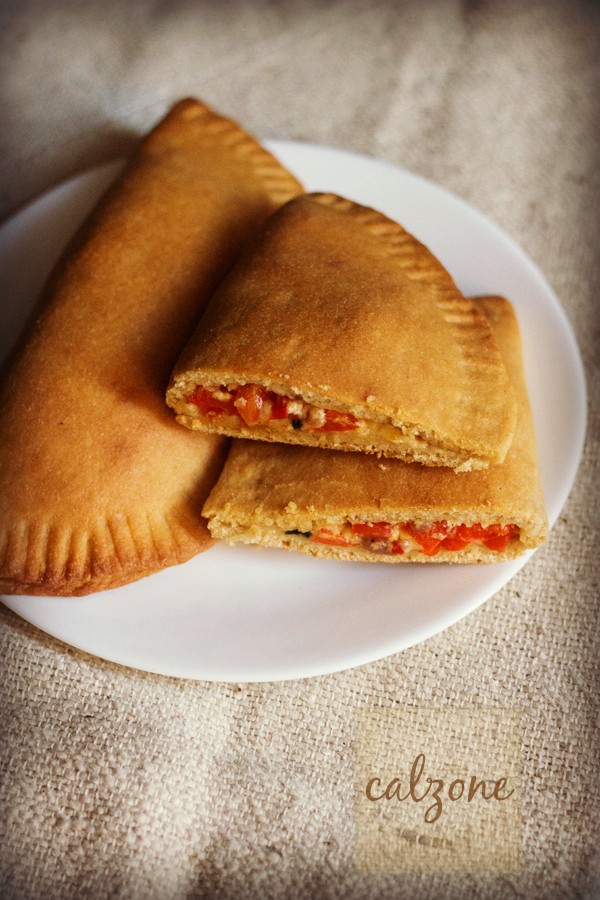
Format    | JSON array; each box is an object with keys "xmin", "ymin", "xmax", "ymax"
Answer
[
  {"xmin": 305, "ymin": 520, "xmax": 519, "ymax": 555},
  {"xmin": 188, "ymin": 383, "xmax": 360, "ymax": 432},
  {"xmin": 189, "ymin": 386, "xmax": 237, "ymax": 417},
  {"xmin": 309, "ymin": 529, "xmax": 355, "ymax": 547}
]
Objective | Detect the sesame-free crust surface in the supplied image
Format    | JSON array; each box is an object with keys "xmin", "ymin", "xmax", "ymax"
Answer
[
  {"xmin": 168, "ymin": 194, "xmax": 516, "ymax": 470},
  {"xmin": 0, "ymin": 98, "xmax": 302, "ymax": 595},
  {"xmin": 204, "ymin": 297, "xmax": 548, "ymax": 563}
]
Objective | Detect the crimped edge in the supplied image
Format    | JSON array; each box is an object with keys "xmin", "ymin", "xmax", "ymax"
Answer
[
  {"xmin": 168, "ymin": 98, "xmax": 302, "ymax": 205},
  {"xmin": 0, "ymin": 511, "xmax": 213, "ymax": 596},
  {"xmin": 305, "ymin": 193, "xmax": 517, "ymax": 458}
]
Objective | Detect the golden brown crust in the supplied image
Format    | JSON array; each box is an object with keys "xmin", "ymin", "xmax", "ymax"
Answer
[
  {"xmin": 0, "ymin": 98, "xmax": 302, "ymax": 596},
  {"xmin": 167, "ymin": 193, "xmax": 516, "ymax": 470},
  {"xmin": 203, "ymin": 296, "xmax": 548, "ymax": 563}
]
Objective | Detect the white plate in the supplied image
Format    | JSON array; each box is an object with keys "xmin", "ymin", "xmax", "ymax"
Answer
[{"xmin": 0, "ymin": 142, "xmax": 586, "ymax": 681}]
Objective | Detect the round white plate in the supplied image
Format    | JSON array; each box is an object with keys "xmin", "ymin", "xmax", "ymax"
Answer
[{"xmin": 0, "ymin": 142, "xmax": 586, "ymax": 681}]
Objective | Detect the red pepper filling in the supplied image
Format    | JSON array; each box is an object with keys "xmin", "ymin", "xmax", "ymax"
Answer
[
  {"xmin": 309, "ymin": 529, "xmax": 355, "ymax": 547},
  {"xmin": 189, "ymin": 386, "xmax": 237, "ymax": 416},
  {"xmin": 309, "ymin": 520, "xmax": 519, "ymax": 555},
  {"xmin": 188, "ymin": 383, "xmax": 360, "ymax": 432}
]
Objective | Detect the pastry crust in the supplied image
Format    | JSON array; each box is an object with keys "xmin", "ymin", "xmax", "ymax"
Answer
[
  {"xmin": 203, "ymin": 297, "xmax": 548, "ymax": 563},
  {"xmin": 0, "ymin": 98, "xmax": 302, "ymax": 595},
  {"xmin": 167, "ymin": 194, "xmax": 516, "ymax": 471}
]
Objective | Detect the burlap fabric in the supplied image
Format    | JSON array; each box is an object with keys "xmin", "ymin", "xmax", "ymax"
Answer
[{"xmin": 1, "ymin": 1, "xmax": 599, "ymax": 897}]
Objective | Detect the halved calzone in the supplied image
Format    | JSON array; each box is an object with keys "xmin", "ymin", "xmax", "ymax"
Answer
[
  {"xmin": 0, "ymin": 98, "xmax": 302, "ymax": 595},
  {"xmin": 203, "ymin": 297, "xmax": 547, "ymax": 563},
  {"xmin": 167, "ymin": 193, "xmax": 516, "ymax": 472}
]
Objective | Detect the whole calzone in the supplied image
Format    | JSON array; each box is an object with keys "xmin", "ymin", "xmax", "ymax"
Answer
[{"xmin": 0, "ymin": 98, "xmax": 302, "ymax": 595}]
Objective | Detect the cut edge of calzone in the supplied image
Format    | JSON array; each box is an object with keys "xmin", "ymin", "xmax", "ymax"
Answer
[
  {"xmin": 167, "ymin": 193, "xmax": 517, "ymax": 472},
  {"xmin": 202, "ymin": 296, "xmax": 548, "ymax": 564}
]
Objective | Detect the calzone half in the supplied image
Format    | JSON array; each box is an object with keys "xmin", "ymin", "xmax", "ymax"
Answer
[
  {"xmin": 167, "ymin": 193, "xmax": 516, "ymax": 471},
  {"xmin": 203, "ymin": 297, "xmax": 548, "ymax": 563},
  {"xmin": 0, "ymin": 98, "xmax": 302, "ymax": 595}
]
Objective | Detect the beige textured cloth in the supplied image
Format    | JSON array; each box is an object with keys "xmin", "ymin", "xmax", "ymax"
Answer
[{"xmin": 1, "ymin": 1, "xmax": 599, "ymax": 897}]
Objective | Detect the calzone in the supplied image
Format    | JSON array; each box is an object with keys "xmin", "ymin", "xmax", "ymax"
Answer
[{"xmin": 167, "ymin": 194, "xmax": 516, "ymax": 471}]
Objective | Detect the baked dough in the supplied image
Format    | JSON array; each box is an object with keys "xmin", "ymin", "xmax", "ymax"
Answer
[
  {"xmin": 203, "ymin": 296, "xmax": 548, "ymax": 563},
  {"xmin": 0, "ymin": 98, "xmax": 302, "ymax": 595},
  {"xmin": 167, "ymin": 193, "xmax": 516, "ymax": 471}
]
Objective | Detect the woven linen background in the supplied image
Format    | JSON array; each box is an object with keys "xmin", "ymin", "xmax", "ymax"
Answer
[{"xmin": 1, "ymin": 1, "xmax": 599, "ymax": 897}]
